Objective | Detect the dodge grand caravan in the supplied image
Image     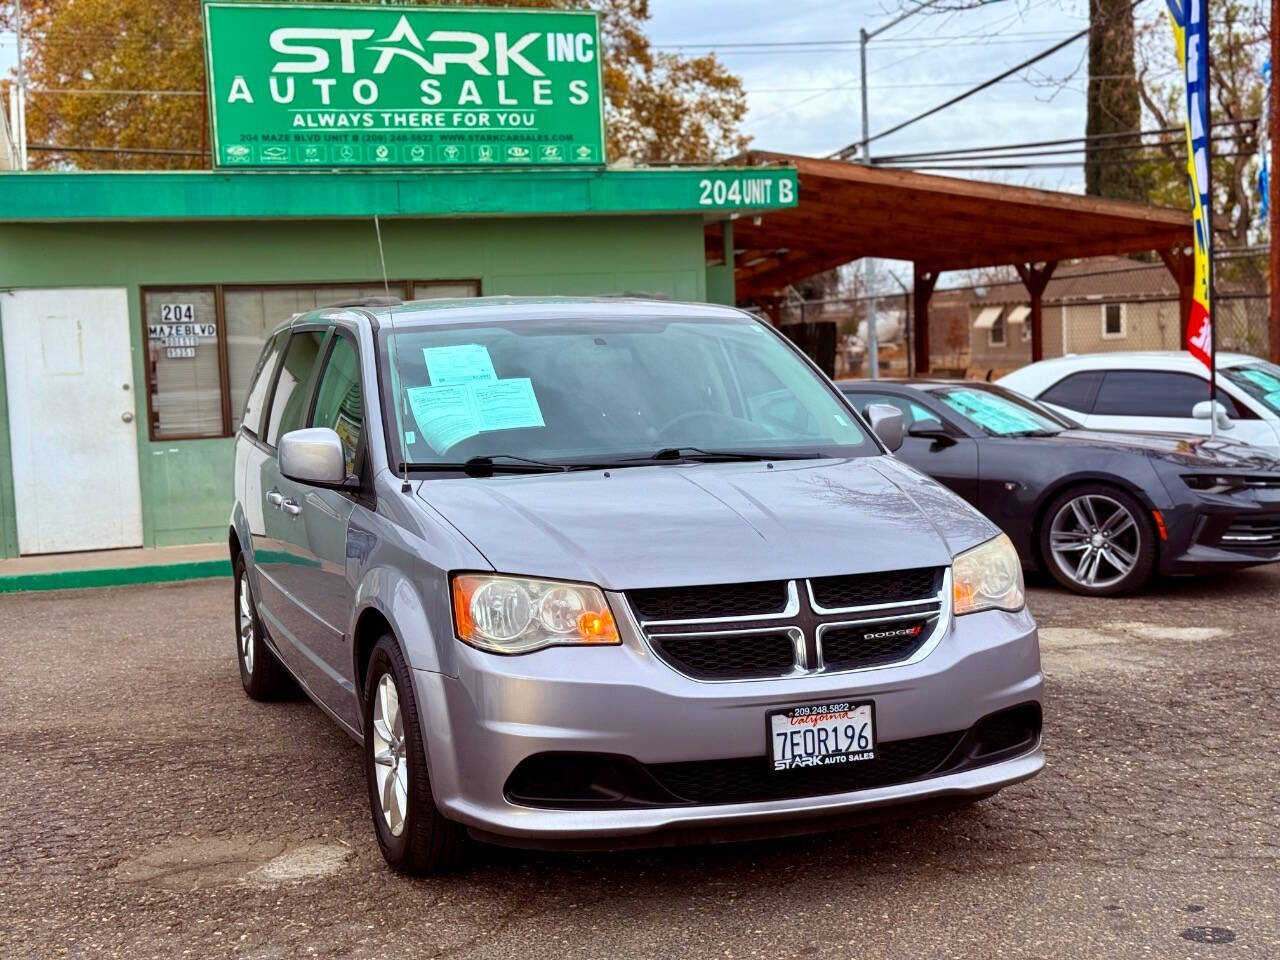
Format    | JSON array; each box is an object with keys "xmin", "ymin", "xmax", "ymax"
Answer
[{"xmin": 230, "ymin": 297, "xmax": 1044, "ymax": 874}]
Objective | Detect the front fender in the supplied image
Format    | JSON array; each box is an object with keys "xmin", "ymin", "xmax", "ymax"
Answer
[{"xmin": 351, "ymin": 562, "xmax": 456, "ymax": 678}]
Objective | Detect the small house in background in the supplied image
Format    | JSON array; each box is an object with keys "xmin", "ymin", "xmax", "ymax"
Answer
[
  {"xmin": 933, "ymin": 255, "xmax": 1267, "ymax": 379},
  {"xmin": 952, "ymin": 257, "xmax": 1183, "ymax": 377}
]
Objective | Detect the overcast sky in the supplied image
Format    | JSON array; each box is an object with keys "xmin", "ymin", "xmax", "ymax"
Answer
[
  {"xmin": 647, "ymin": 0, "xmax": 1173, "ymax": 193},
  {"xmin": 2, "ymin": 0, "xmax": 1173, "ymax": 193}
]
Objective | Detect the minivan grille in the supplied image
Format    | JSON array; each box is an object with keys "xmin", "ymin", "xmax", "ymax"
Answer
[
  {"xmin": 809, "ymin": 568, "xmax": 942, "ymax": 609},
  {"xmin": 626, "ymin": 580, "xmax": 789, "ymax": 621},
  {"xmin": 820, "ymin": 619, "xmax": 932, "ymax": 671},
  {"xmin": 628, "ymin": 568, "xmax": 946, "ymax": 681},
  {"xmin": 651, "ymin": 632, "xmax": 797, "ymax": 680}
]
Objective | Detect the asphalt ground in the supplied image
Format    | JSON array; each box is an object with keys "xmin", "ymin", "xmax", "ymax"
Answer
[{"xmin": 1, "ymin": 568, "xmax": 1278, "ymax": 960}]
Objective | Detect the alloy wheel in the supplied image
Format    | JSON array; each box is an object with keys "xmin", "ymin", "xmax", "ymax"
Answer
[
  {"xmin": 1048, "ymin": 493, "xmax": 1140, "ymax": 589},
  {"xmin": 371, "ymin": 673, "xmax": 409, "ymax": 837},
  {"xmin": 238, "ymin": 573, "xmax": 255, "ymax": 675}
]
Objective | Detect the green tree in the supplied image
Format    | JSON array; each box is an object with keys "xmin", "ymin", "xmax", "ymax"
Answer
[
  {"xmin": 1085, "ymin": 0, "xmax": 1147, "ymax": 201},
  {"xmin": 1, "ymin": 0, "xmax": 749, "ymax": 169}
]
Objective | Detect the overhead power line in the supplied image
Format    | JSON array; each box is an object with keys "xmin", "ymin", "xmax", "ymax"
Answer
[
  {"xmin": 27, "ymin": 88, "xmax": 202, "ymax": 97},
  {"xmin": 870, "ymin": 118, "xmax": 1258, "ymax": 163},
  {"xmin": 28, "ymin": 143, "xmax": 205, "ymax": 157},
  {"xmin": 830, "ymin": 25, "xmax": 1091, "ymax": 158},
  {"xmin": 829, "ymin": 0, "xmax": 1147, "ymax": 160},
  {"xmin": 888, "ymin": 152, "xmax": 1253, "ymax": 171}
]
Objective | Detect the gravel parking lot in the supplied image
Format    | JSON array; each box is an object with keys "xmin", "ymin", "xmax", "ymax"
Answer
[{"xmin": 2, "ymin": 569, "xmax": 1278, "ymax": 959}]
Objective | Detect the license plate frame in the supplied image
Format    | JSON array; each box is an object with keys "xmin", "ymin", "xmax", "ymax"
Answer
[{"xmin": 767, "ymin": 700, "xmax": 877, "ymax": 772}]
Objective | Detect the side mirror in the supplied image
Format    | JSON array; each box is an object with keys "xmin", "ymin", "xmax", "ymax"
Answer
[
  {"xmin": 1192, "ymin": 400, "xmax": 1234, "ymax": 430},
  {"xmin": 279, "ymin": 427, "xmax": 348, "ymax": 487},
  {"xmin": 864, "ymin": 403, "xmax": 905, "ymax": 453},
  {"xmin": 907, "ymin": 417, "xmax": 955, "ymax": 446}
]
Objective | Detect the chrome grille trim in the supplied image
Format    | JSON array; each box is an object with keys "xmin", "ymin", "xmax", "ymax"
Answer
[
  {"xmin": 638, "ymin": 580, "xmax": 801, "ymax": 627},
  {"xmin": 627, "ymin": 569, "xmax": 952, "ymax": 684}
]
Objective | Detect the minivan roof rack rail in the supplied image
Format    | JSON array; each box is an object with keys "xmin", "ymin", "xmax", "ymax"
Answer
[{"xmin": 322, "ymin": 296, "xmax": 403, "ymax": 309}]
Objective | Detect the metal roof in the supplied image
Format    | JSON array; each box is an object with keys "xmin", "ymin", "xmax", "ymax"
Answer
[{"xmin": 719, "ymin": 152, "xmax": 1193, "ymax": 297}]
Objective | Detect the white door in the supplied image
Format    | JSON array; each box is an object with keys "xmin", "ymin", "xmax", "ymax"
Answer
[{"xmin": 1, "ymin": 289, "xmax": 143, "ymax": 554}]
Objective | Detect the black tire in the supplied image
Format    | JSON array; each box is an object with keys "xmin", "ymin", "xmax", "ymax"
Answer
[
  {"xmin": 234, "ymin": 554, "xmax": 296, "ymax": 700},
  {"xmin": 1038, "ymin": 484, "xmax": 1157, "ymax": 596},
  {"xmin": 363, "ymin": 635, "xmax": 467, "ymax": 874}
]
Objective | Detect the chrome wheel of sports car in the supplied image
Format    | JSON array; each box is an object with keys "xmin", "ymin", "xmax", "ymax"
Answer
[
  {"xmin": 371, "ymin": 673, "xmax": 409, "ymax": 838},
  {"xmin": 1048, "ymin": 493, "xmax": 1140, "ymax": 589}
]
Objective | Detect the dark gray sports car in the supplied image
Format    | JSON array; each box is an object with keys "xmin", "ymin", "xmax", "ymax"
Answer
[{"xmin": 840, "ymin": 379, "xmax": 1280, "ymax": 596}]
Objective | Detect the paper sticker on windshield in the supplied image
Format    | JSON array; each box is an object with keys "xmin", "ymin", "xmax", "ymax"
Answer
[
  {"xmin": 1239, "ymin": 368, "xmax": 1280, "ymax": 393},
  {"xmin": 471, "ymin": 378, "xmax": 545, "ymax": 432},
  {"xmin": 406, "ymin": 385, "xmax": 482, "ymax": 452},
  {"xmin": 405, "ymin": 378, "xmax": 544, "ymax": 453},
  {"xmin": 423, "ymin": 344, "xmax": 497, "ymax": 386},
  {"xmin": 944, "ymin": 389, "xmax": 1044, "ymax": 435}
]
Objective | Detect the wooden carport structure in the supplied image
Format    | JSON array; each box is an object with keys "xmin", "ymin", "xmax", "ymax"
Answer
[{"xmin": 708, "ymin": 151, "xmax": 1194, "ymax": 373}]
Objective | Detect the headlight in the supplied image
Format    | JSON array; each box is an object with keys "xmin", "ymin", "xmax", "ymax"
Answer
[
  {"xmin": 952, "ymin": 533, "xmax": 1024, "ymax": 616},
  {"xmin": 451, "ymin": 574, "xmax": 619, "ymax": 654},
  {"xmin": 1182, "ymin": 474, "xmax": 1250, "ymax": 494}
]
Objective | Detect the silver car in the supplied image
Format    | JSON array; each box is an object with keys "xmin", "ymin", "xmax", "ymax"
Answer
[{"xmin": 230, "ymin": 297, "xmax": 1043, "ymax": 874}]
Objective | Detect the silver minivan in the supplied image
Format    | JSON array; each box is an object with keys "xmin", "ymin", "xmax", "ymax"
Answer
[{"xmin": 230, "ymin": 297, "xmax": 1043, "ymax": 874}]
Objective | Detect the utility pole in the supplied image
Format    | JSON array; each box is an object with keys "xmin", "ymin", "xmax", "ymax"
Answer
[
  {"xmin": 1271, "ymin": 0, "xmax": 1279, "ymax": 363},
  {"xmin": 13, "ymin": 0, "xmax": 28, "ymax": 170},
  {"xmin": 854, "ymin": 0, "xmax": 949, "ymax": 379},
  {"xmin": 860, "ymin": 27, "xmax": 880, "ymax": 378}
]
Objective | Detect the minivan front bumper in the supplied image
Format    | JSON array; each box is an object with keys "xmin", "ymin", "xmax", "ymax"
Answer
[{"xmin": 411, "ymin": 605, "xmax": 1043, "ymax": 847}]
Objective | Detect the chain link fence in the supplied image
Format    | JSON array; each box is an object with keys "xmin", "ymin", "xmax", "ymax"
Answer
[{"xmin": 768, "ymin": 249, "xmax": 1271, "ymax": 380}]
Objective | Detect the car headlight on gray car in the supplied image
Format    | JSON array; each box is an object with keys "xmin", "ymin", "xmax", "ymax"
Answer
[
  {"xmin": 952, "ymin": 534, "xmax": 1025, "ymax": 615},
  {"xmin": 452, "ymin": 574, "xmax": 620, "ymax": 654}
]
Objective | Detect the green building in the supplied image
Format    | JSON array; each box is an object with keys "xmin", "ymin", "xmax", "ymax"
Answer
[{"xmin": 0, "ymin": 165, "xmax": 795, "ymax": 558}]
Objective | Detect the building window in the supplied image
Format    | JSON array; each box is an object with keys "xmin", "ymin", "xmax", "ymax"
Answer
[
  {"xmin": 143, "ymin": 287, "xmax": 226, "ymax": 440},
  {"xmin": 141, "ymin": 280, "xmax": 479, "ymax": 440},
  {"xmin": 989, "ymin": 311, "xmax": 1006, "ymax": 347},
  {"xmin": 1102, "ymin": 303, "xmax": 1126, "ymax": 339}
]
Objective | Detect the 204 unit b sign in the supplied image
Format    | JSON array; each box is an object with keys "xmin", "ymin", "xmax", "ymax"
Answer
[{"xmin": 202, "ymin": 1, "xmax": 605, "ymax": 168}]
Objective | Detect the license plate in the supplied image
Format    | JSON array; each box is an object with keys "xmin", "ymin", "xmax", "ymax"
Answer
[{"xmin": 769, "ymin": 700, "xmax": 875, "ymax": 772}]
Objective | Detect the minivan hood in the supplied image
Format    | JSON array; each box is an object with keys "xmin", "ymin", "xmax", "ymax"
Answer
[{"xmin": 415, "ymin": 457, "xmax": 996, "ymax": 590}]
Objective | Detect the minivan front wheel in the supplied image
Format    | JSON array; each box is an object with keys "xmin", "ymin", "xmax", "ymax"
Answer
[{"xmin": 363, "ymin": 636, "xmax": 466, "ymax": 874}]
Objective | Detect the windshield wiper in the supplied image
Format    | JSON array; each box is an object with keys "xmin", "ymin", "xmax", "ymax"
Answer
[
  {"xmin": 405, "ymin": 455, "xmax": 574, "ymax": 476},
  {"xmin": 625, "ymin": 447, "xmax": 825, "ymax": 464}
]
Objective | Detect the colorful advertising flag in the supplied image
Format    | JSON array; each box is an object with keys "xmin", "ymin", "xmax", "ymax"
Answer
[{"xmin": 1164, "ymin": 0, "xmax": 1214, "ymax": 372}]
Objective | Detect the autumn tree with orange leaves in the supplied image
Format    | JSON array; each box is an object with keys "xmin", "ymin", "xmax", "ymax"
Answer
[{"xmin": 1, "ymin": 0, "xmax": 749, "ymax": 169}]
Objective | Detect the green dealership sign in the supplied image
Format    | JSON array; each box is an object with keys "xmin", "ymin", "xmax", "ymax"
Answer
[{"xmin": 202, "ymin": 2, "xmax": 605, "ymax": 168}]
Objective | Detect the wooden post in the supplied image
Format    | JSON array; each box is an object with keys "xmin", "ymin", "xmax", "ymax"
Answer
[
  {"xmin": 1014, "ymin": 261, "xmax": 1058, "ymax": 362},
  {"xmin": 1159, "ymin": 246, "xmax": 1195, "ymax": 343},
  {"xmin": 913, "ymin": 265, "xmax": 938, "ymax": 375}
]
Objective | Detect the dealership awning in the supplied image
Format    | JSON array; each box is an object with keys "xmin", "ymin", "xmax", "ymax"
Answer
[
  {"xmin": 973, "ymin": 306, "xmax": 1003, "ymax": 330},
  {"xmin": 711, "ymin": 150, "xmax": 1195, "ymax": 369}
]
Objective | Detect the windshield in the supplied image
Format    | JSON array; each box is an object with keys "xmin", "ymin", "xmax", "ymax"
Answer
[
  {"xmin": 1222, "ymin": 362, "xmax": 1280, "ymax": 416},
  {"xmin": 380, "ymin": 314, "xmax": 872, "ymax": 467},
  {"xmin": 931, "ymin": 384, "xmax": 1075, "ymax": 436}
]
